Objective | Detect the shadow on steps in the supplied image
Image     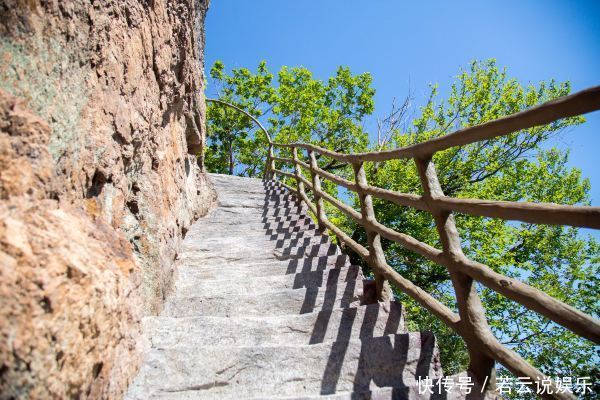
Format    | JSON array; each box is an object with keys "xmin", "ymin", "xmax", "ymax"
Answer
[
  {"xmin": 128, "ymin": 175, "xmax": 450, "ymax": 399},
  {"xmin": 260, "ymin": 180, "xmax": 442, "ymax": 398}
]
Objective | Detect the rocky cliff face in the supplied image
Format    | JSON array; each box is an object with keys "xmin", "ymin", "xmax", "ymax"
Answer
[{"xmin": 0, "ymin": 0, "xmax": 214, "ymax": 398}]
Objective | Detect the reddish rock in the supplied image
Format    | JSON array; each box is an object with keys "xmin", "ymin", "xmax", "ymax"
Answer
[
  {"xmin": 0, "ymin": 197, "xmax": 143, "ymax": 399},
  {"xmin": 0, "ymin": 0, "xmax": 214, "ymax": 397},
  {"xmin": 0, "ymin": 92, "xmax": 54, "ymax": 200}
]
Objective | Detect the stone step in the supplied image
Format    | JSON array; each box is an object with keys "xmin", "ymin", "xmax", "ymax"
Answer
[
  {"xmin": 262, "ymin": 212, "xmax": 313, "ymax": 224},
  {"xmin": 265, "ymin": 219, "xmax": 317, "ymax": 235},
  {"xmin": 127, "ymin": 385, "xmax": 442, "ymax": 400},
  {"xmin": 145, "ymin": 302, "xmax": 406, "ymax": 348},
  {"xmin": 191, "ymin": 213, "xmax": 315, "ymax": 233},
  {"xmin": 215, "ymin": 189, "xmax": 294, "ymax": 198},
  {"xmin": 199, "ymin": 231, "xmax": 336, "ymax": 261},
  {"xmin": 272, "ymin": 233, "xmax": 332, "ymax": 252},
  {"xmin": 209, "ymin": 173, "xmax": 265, "ymax": 186},
  {"xmin": 209, "ymin": 177, "xmax": 275, "ymax": 190},
  {"xmin": 185, "ymin": 227, "xmax": 324, "ymax": 248},
  {"xmin": 191, "ymin": 220, "xmax": 319, "ymax": 239},
  {"xmin": 186, "ymin": 216, "xmax": 323, "ymax": 240},
  {"xmin": 126, "ymin": 332, "xmax": 442, "ymax": 400},
  {"xmin": 164, "ymin": 280, "xmax": 364, "ymax": 317},
  {"xmin": 252, "ymin": 386, "xmax": 442, "ymax": 400},
  {"xmin": 185, "ymin": 228, "xmax": 326, "ymax": 252},
  {"xmin": 210, "ymin": 181, "xmax": 286, "ymax": 198},
  {"xmin": 177, "ymin": 247, "xmax": 278, "ymax": 265},
  {"xmin": 176, "ymin": 237, "xmax": 338, "ymax": 267},
  {"xmin": 186, "ymin": 223, "xmax": 313, "ymax": 238},
  {"xmin": 273, "ymin": 238, "xmax": 340, "ymax": 260},
  {"xmin": 174, "ymin": 265, "xmax": 363, "ymax": 297},
  {"xmin": 133, "ymin": 388, "xmax": 410, "ymax": 400},
  {"xmin": 180, "ymin": 227, "xmax": 326, "ymax": 249},
  {"xmin": 180, "ymin": 234, "xmax": 280, "ymax": 250},
  {"xmin": 175, "ymin": 254, "xmax": 351, "ymax": 280},
  {"xmin": 211, "ymin": 189, "xmax": 271, "ymax": 199},
  {"xmin": 216, "ymin": 193, "xmax": 301, "ymax": 209},
  {"xmin": 264, "ymin": 227, "xmax": 326, "ymax": 243},
  {"xmin": 150, "ymin": 386, "xmax": 434, "ymax": 400},
  {"xmin": 202, "ymin": 205, "xmax": 308, "ymax": 221},
  {"xmin": 216, "ymin": 192, "xmax": 300, "ymax": 202},
  {"xmin": 261, "ymin": 207, "xmax": 310, "ymax": 220}
]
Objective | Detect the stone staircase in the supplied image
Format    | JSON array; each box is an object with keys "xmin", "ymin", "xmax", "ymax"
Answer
[{"xmin": 126, "ymin": 173, "xmax": 446, "ymax": 399}]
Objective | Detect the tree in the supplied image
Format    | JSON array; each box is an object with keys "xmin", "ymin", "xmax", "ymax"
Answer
[
  {"xmin": 361, "ymin": 60, "xmax": 598, "ymax": 392},
  {"xmin": 205, "ymin": 60, "xmax": 275, "ymax": 175},
  {"xmin": 206, "ymin": 61, "xmax": 374, "ymax": 177}
]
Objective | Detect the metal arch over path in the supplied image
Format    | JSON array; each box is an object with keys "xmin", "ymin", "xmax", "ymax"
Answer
[{"xmin": 206, "ymin": 86, "xmax": 600, "ymax": 400}]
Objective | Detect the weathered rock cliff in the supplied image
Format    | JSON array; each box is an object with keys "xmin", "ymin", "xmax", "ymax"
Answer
[{"xmin": 0, "ymin": 0, "xmax": 214, "ymax": 398}]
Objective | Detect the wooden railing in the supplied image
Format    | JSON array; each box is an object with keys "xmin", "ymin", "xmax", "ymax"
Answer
[{"xmin": 208, "ymin": 86, "xmax": 600, "ymax": 399}]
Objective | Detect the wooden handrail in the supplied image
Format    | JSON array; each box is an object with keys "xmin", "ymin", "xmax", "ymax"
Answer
[
  {"xmin": 272, "ymin": 156, "xmax": 294, "ymax": 164},
  {"xmin": 206, "ymin": 98, "xmax": 273, "ymax": 143},
  {"xmin": 273, "ymin": 85, "xmax": 600, "ymax": 162},
  {"xmin": 301, "ymin": 162, "xmax": 600, "ymax": 229},
  {"xmin": 264, "ymin": 86, "xmax": 600, "ymax": 400}
]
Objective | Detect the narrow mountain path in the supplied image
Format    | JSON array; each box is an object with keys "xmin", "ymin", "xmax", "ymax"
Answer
[{"xmin": 126, "ymin": 173, "xmax": 445, "ymax": 399}]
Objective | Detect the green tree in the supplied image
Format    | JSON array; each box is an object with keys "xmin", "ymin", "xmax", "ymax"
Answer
[
  {"xmin": 205, "ymin": 60, "xmax": 275, "ymax": 175},
  {"xmin": 206, "ymin": 61, "xmax": 374, "ymax": 177},
  {"xmin": 360, "ymin": 60, "xmax": 598, "ymax": 390}
]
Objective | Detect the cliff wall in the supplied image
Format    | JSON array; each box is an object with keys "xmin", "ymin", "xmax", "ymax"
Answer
[{"xmin": 0, "ymin": 0, "xmax": 214, "ymax": 397}]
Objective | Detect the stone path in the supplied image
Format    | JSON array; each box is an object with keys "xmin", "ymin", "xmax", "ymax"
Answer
[{"xmin": 126, "ymin": 173, "xmax": 446, "ymax": 399}]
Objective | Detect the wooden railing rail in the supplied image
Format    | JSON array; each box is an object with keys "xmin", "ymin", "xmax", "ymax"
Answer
[
  {"xmin": 208, "ymin": 86, "xmax": 600, "ymax": 400},
  {"xmin": 274, "ymin": 86, "xmax": 600, "ymax": 163}
]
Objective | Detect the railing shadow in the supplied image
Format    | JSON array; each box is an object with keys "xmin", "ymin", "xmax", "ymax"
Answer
[
  {"xmin": 260, "ymin": 180, "xmax": 356, "ymax": 315},
  {"xmin": 260, "ymin": 180, "xmax": 443, "ymax": 398}
]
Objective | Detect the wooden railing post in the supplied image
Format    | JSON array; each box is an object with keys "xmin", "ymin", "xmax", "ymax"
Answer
[
  {"xmin": 415, "ymin": 156, "xmax": 496, "ymax": 391},
  {"xmin": 353, "ymin": 162, "xmax": 390, "ymax": 302},
  {"xmin": 308, "ymin": 150, "xmax": 327, "ymax": 231},
  {"xmin": 292, "ymin": 147, "xmax": 306, "ymax": 199},
  {"xmin": 265, "ymin": 143, "xmax": 275, "ymax": 180}
]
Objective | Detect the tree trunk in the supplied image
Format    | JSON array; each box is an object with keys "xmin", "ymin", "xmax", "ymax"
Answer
[{"xmin": 228, "ymin": 141, "xmax": 234, "ymax": 175}]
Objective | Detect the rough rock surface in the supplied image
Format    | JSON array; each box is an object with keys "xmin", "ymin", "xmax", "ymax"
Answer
[
  {"xmin": 0, "ymin": 0, "xmax": 214, "ymax": 398},
  {"xmin": 126, "ymin": 174, "xmax": 446, "ymax": 399},
  {"xmin": 0, "ymin": 0, "xmax": 215, "ymax": 314},
  {"xmin": 0, "ymin": 89, "xmax": 144, "ymax": 399}
]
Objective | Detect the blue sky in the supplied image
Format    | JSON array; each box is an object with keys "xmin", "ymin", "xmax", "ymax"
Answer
[{"xmin": 205, "ymin": 0, "xmax": 600, "ymax": 204}]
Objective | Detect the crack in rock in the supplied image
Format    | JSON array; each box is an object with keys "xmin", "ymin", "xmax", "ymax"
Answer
[{"xmin": 162, "ymin": 381, "xmax": 229, "ymax": 392}]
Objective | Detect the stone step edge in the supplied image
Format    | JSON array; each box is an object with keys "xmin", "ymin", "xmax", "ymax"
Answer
[
  {"xmin": 166, "ymin": 280, "xmax": 365, "ymax": 301},
  {"xmin": 146, "ymin": 302, "xmax": 407, "ymax": 349},
  {"xmin": 249, "ymin": 385, "xmax": 431, "ymax": 400},
  {"xmin": 175, "ymin": 253, "xmax": 351, "ymax": 269},
  {"xmin": 176, "ymin": 264, "xmax": 361, "ymax": 285},
  {"xmin": 174, "ymin": 262, "xmax": 353, "ymax": 280},
  {"xmin": 150, "ymin": 301, "xmax": 404, "ymax": 324},
  {"xmin": 149, "ymin": 331, "xmax": 435, "ymax": 352}
]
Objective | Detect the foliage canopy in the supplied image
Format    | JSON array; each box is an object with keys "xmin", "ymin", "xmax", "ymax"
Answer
[{"xmin": 206, "ymin": 61, "xmax": 372, "ymax": 175}]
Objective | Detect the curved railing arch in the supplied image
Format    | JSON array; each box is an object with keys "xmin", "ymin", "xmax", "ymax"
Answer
[
  {"xmin": 206, "ymin": 98, "xmax": 272, "ymax": 143},
  {"xmin": 206, "ymin": 87, "xmax": 600, "ymax": 399}
]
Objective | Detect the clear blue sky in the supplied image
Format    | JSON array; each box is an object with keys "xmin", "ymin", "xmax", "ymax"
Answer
[{"xmin": 205, "ymin": 0, "xmax": 600, "ymax": 205}]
